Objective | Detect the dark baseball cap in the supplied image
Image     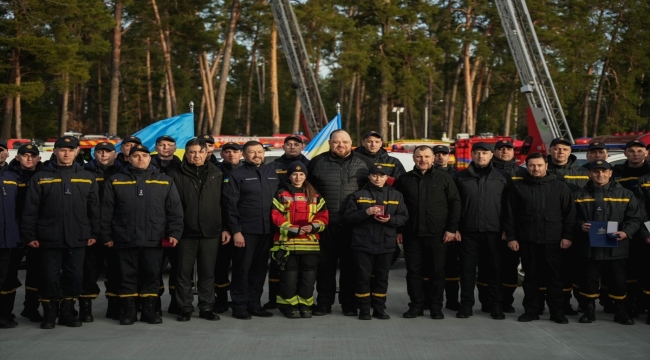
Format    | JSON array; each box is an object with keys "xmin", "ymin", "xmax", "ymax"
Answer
[
  {"xmin": 0, "ymin": 142, "xmax": 7, "ymax": 150},
  {"xmin": 550, "ymin": 137, "xmax": 572, "ymax": 147},
  {"xmin": 122, "ymin": 136, "xmax": 142, "ymax": 145},
  {"xmin": 432, "ymin": 145, "xmax": 450, "ymax": 154},
  {"xmin": 495, "ymin": 139, "xmax": 514, "ymax": 149},
  {"xmin": 471, "ymin": 142, "xmax": 492, "ymax": 152},
  {"xmin": 221, "ymin": 142, "xmax": 241, "ymax": 152},
  {"xmin": 95, "ymin": 142, "xmax": 116, "ymax": 152},
  {"xmin": 363, "ymin": 131, "xmax": 382, "ymax": 140},
  {"xmin": 129, "ymin": 144, "xmax": 151, "ymax": 156},
  {"xmin": 625, "ymin": 139, "xmax": 646, "ymax": 149},
  {"xmin": 54, "ymin": 136, "xmax": 79, "ymax": 149},
  {"xmin": 156, "ymin": 135, "xmax": 176, "ymax": 144},
  {"xmin": 369, "ymin": 165, "xmax": 389, "ymax": 175},
  {"xmin": 284, "ymin": 135, "xmax": 303, "ymax": 144},
  {"xmin": 197, "ymin": 134, "xmax": 215, "ymax": 144},
  {"xmin": 587, "ymin": 142, "xmax": 606, "ymax": 151},
  {"xmin": 18, "ymin": 144, "xmax": 39, "ymax": 155},
  {"xmin": 589, "ymin": 160, "xmax": 611, "ymax": 170}
]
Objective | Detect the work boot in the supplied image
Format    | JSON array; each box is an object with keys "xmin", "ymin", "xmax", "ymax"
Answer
[
  {"xmin": 299, "ymin": 305, "xmax": 312, "ymax": 318},
  {"xmin": 119, "ymin": 298, "xmax": 136, "ymax": 325},
  {"xmin": 358, "ymin": 310, "xmax": 372, "ymax": 320},
  {"xmin": 579, "ymin": 301, "xmax": 596, "ymax": 323},
  {"xmin": 613, "ymin": 301, "xmax": 634, "ymax": 325},
  {"xmin": 490, "ymin": 303, "xmax": 506, "ymax": 320},
  {"xmin": 79, "ymin": 298, "xmax": 94, "ymax": 322},
  {"xmin": 372, "ymin": 309, "xmax": 390, "ymax": 320},
  {"xmin": 167, "ymin": 294, "xmax": 179, "ymax": 315},
  {"xmin": 214, "ymin": 289, "xmax": 229, "ymax": 313},
  {"xmin": 57, "ymin": 299, "xmax": 82, "ymax": 327},
  {"xmin": 21, "ymin": 290, "xmax": 43, "ymax": 322},
  {"xmin": 402, "ymin": 307, "xmax": 420, "ymax": 319},
  {"xmin": 155, "ymin": 296, "xmax": 163, "ymax": 317},
  {"xmin": 0, "ymin": 292, "xmax": 16, "ymax": 323},
  {"xmin": 430, "ymin": 308, "xmax": 444, "ymax": 320},
  {"xmin": 279, "ymin": 306, "xmax": 301, "ymax": 319},
  {"xmin": 0, "ymin": 316, "xmax": 18, "ymax": 329},
  {"xmin": 550, "ymin": 310, "xmax": 569, "ymax": 324},
  {"xmin": 456, "ymin": 305, "xmax": 473, "ymax": 319},
  {"xmin": 40, "ymin": 301, "xmax": 57, "ymax": 329},
  {"xmin": 312, "ymin": 303, "xmax": 330, "ymax": 316},
  {"xmin": 517, "ymin": 313, "xmax": 540, "ymax": 322},
  {"xmin": 140, "ymin": 297, "xmax": 162, "ymax": 324}
]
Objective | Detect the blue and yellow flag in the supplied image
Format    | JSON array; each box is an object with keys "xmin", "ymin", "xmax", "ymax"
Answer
[
  {"xmin": 304, "ymin": 114, "xmax": 341, "ymax": 159},
  {"xmin": 115, "ymin": 113, "xmax": 195, "ymax": 154}
]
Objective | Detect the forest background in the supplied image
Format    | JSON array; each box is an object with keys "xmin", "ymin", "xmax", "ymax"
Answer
[{"xmin": 1, "ymin": 0, "xmax": 649, "ymax": 144}]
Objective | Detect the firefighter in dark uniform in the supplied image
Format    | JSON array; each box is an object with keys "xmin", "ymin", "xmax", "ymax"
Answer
[
  {"xmin": 80, "ymin": 142, "xmax": 122, "ymax": 322},
  {"xmin": 223, "ymin": 141, "xmax": 280, "ymax": 319},
  {"xmin": 581, "ymin": 141, "xmax": 609, "ymax": 170},
  {"xmin": 504, "ymin": 153, "xmax": 576, "ymax": 324},
  {"xmin": 634, "ymin": 168, "xmax": 650, "ymax": 325},
  {"xmin": 0, "ymin": 142, "xmax": 8, "ymax": 168},
  {"xmin": 197, "ymin": 134, "xmax": 220, "ymax": 165},
  {"xmin": 264, "ymin": 135, "xmax": 311, "ymax": 310},
  {"xmin": 574, "ymin": 160, "xmax": 641, "ymax": 325},
  {"xmin": 213, "ymin": 142, "xmax": 242, "ymax": 313},
  {"xmin": 151, "ymin": 135, "xmax": 182, "ymax": 174},
  {"xmin": 0, "ymin": 151, "xmax": 23, "ymax": 329},
  {"xmin": 101, "ymin": 144, "xmax": 183, "ymax": 325},
  {"xmin": 0, "ymin": 145, "xmax": 44, "ymax": 326},
  {"xmin": 116, "ymin": 136, "xmax": 141, "ymax": 164},
  {"xmin": 431, "ymin": 145, "xmax": 461, "ymax": 312},
  {"xmin": 395, "ymin": 145, "xmax": 460, "ymax": 319},
  {"xmin": 345, "ymin": 165, "xmax": 409, "ymax": 320},
  {"xmin": 354, "ymin": 131, "xmax": 406, "ymax": 179},
  {"xmin": 613, "ymin": 139, "xmax": 650, "ymax": 318},
  {"xmin": 453, "ymin": 142, "xmax": 511, "ymax": 320},
  {"xmin": 21, "ymin": 136, "xmax": 100, "ymax": 329}
]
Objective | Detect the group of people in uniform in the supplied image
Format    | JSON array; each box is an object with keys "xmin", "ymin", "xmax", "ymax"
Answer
[{"xmin": 0, "ymin": 129, "xmax": 648, "ymax": 330}]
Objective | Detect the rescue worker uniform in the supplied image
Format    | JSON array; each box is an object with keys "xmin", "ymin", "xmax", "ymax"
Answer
[
  {"xmin": 213, "ymin": 156, "xmax": 241, "ymax": 313},
  {"xmin": 265, "ymin": 150, "xmax": 311, "ymax": 309},
  {"xmin": 613, "ymin": 150, "xmax": 650, "ymax": 318},
  {"xmin": 223, "ymin": 160, "xmax": 279, "ymax": 319},
  {"xmin": 167, "ymin": 156, "xmax": 223, "ymax": 321},
  {"xmin": 504, "ymin": 171, "xmax": 576, "ymax": 323},
  {"xmin": 453, "ymin": 146, "xmax": 511, "ymax": 319},
  {"xmin": 80, "ymin": 147, "xmax": 123, "ymax": 321},
  {"xmin": 115, "ymin": 136, "xmax": 141, "ymax": 164},
  {"xmin": 100, "ymin": 154, "xmax": 183, "ymax": 325},
  {"xmin": 307, "ymin": 150, "xmax": 374, "ymax": 316},
  {"xmin": 0, "ymin": 153, "xmax": 44, "ymax": 324},
  {"xmin": 344, "ymin": 174, "xmax": 408, "ymax": 320},
  {"xmin": 574, "ymin": 161, "xmax": 641, "ymax": 325},
  {"xmin": 635, "ymin": 171, "xmax": 650, "ymax": 325},
  {"xmin": 21, "ymin": 137, "xmax": 101, "ymax": 329},
  {"xmin": 271, "ymin": 162, "xmax": 328, "ymax": 318},
  {"xmin": 0, "ymin": 164, "xmax": 22, "ymax": 329},
  {"xmin": 395, "ymin": 166, "xmax": 461, "ymax": 319}
]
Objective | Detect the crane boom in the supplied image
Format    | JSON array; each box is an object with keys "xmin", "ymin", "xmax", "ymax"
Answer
[
  {"xmin": 495, "ymin": 0, "xmax": 573, "ymax": 147},
  {"xmin": 269, "ymin": 0, "xmax": 327, "ymax": 138}
]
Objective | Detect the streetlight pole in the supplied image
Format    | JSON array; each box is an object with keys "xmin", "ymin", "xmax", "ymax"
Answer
[
  {"xmin": 388, "ymin": 121, "xmax": 395, "ymax": 144},
  {"xmin": 392, "ymin": 106, "xmax": 405, "ymax": 139}
]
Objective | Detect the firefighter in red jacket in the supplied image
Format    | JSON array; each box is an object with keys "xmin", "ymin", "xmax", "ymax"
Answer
[{"xmin": 271, "ymin": 162, "xmax": 328, "ymax": 319}]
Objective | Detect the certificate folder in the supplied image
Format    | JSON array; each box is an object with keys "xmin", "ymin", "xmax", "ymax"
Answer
[{"xmin": 588, "ymin": 221, "xmax": 619, "ymax": 248}]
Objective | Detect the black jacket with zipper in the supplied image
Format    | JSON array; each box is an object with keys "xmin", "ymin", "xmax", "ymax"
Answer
[
  {"xmin": 343, "ymin": 183, "xmax": 409, "ymax": 254},
  {"xmin": 395, "ymin": 167, "xmax": 461, "ymax": 237},
  {"xmin": 100, "ymin": 165, "xmax": 184, "ymax": 248},
  {"xmin": 353, "ymin": 146, "xmax": 406, "ymax": 179},
  {"xmin": 167, "ymin": 160, "xmax": 223, "ymax": 238},
  {"xmin": 453, "ymin": 162, "xmax": 511, "ymax": 233},
  {"xmin": 270, "ymin": 153, "xmax": 311, "ymax": 185},
  {"xmin": 504, "ymin": 172, "xmax": 575, "ymax": 243},
  {"xmin": 21, "ymin": 161, "xmax": 100, "ymax": 248},
  {"xmin": 547, "ymin": 154, "xmax": 589, "ymax": 191}
]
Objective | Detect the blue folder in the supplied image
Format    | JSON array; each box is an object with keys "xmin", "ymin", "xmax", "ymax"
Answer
[{"xmin": 588, "ymin": 221, "xmax": 619, "ymax": 248}]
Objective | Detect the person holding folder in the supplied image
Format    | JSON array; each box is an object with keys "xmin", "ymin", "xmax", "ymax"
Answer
[{"xmin": 573, "ymin": 160, "xmax": 642, "ymax": 325}]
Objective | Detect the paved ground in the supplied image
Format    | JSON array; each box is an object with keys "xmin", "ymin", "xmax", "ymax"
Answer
[{"xmin": 1, "ymin": 261, "xmax": 648, "ymax": 360}]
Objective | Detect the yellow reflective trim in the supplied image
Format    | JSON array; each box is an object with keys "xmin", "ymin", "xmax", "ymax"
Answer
[
  {"xmin": 563, "ymin": 288, "xmax": 573, "ymax": 292},
  {"xmin": 539, "ymin": 287, "xmax": 548, "ymax": 291},
  {"xmin": 608, "ymin": 294, "xmax": 626, "ymax": 300},
  {"xmin": 372, "ymin": 293, "xmax": 387, "ymax": 298},
  {"xmin": 476, "ymin": 282, "xmax": 488, "ymax": 287},
  {"xmin": 579, "ymin": 292, "xmax": 599, "ymax": 298},
  {"xmin": 357, "ymin": 199, "xmax": 376, "ymax": 204},
  {"xmin": 145, "ymin": 180, "xmax": 169, "ymax": 185},
  {"xmin": 269, "ymin": 278, "xmax": 280, "ymax": 283},
  {"xmin": 113, "ymin": 181, "xmax": 136, "ymax": 185},
  {"xmin": 502, "ymin": 283, "xmax": 518, "ymax": 288},
  {"xmin": 617, "ymin": 177, "xmax": 638, "ymax": 182},
  {"xmin": 215, "ymin": 282, "xmax": 230, "ymax": 288},
  {"xmin": 564, "ymin": 176, "xmax": 589, "ymax": 180},
  {"xmin": 298, "ymin": 296, "xmax": 314, "ymax": 306},
  {"xmin": 118, "ymin": 293, "xmax": 138, "ymax": 298},
  {"xmin": 511, "ymin": 176, "xmax": 523, "ymax": 180},
  {"xmin": 640, "ymin": 183, "xmax": 650, "ymax": 187},
  {"xmin": 25, "ymin": 286, "xmax": 38, "ymax": 292},
  {"xmin": 445, "ymin": 277, "xmax": 460, "ymax": 281},
  {"xmin": 38, "ymin": 179, "xmax": 62, "ymax": 185},
  {"xmin": 276, "ymin": 295, "xmax": 299, "ymax": 305},
  {"xmin": 375, "ymin": 163, "xmax": 395, "ymax": 167},
  {"xmin": 105, "ymin": 292, "xmax": 117, "ymax": 297},
  {"xmin": 273, "ymin": 198, "xmax": 285, "ymax": 211},
  {"xmin": 604, "ymin": 198, "xmax": 629, "ymax": 202},
  {"xmin": 2, "ymin": 180, "xmax": 17, "ymax": 185},
  {"xmin": 79, "ymin": 294, "xmax": 98, "ymax": 298},
  {"xmin": 223, "ymin": 179, "xmax": 229, "ymax": 183},
  {"xmin": 575, "ymin": 198, "xmax": 595, "ymax": 203},
  {"xmin": 0, "ymin": 288, "xmax": 18, "ymax": 295},
  {"xmin": 96, "ymin": 177, "xmax": 104, "ymax": 182},
  {"xmin": 383, "ymin": 200, "xmax": 399, "ymax": 205},
  {"xmin": 316, "ymin": 198, "xmax": 326, "ymax": 211},
  {"xmin": 138, "ymin": 293, "xmax": 158, "ymax": 297},
  {"xmin": 71, "ymin": 179, "xmax": 92, "ymax": 184},
  {"xmin": 275, "ymin": 170, "xmax": 287, "ymax": 174},
  {"xmin": 643, "ymin": 290, "xmax": 650, "ymax": 295},
  {"xmin": 355, "ymin": 293, "xmax": 371, "ymax": 298}
]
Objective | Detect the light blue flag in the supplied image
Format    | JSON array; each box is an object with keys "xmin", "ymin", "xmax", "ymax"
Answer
[
  {"xmin": 304, "ymin": 114, "xmax": 341, "ymax": 159},
  {"xmin": 115, "ymin": 113, "xmax": 195, "ymax": 153}
]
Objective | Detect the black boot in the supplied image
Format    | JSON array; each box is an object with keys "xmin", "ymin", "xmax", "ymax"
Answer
[
  {"xmin": 57, "ymin": 299, "xmax": 82, "ymax": 327},
  {"xmin": 79, "ymin": 298, "xmax": 94, "ymax": 322},
  {"xmin": 0, "ymin": 292, "xmax": 17, "ymax": 323},
  {"xmin": 214, "ymin": 289, "xmax": 229, "ymax": 313},
  {"xmin": 579, "ymin": 300, "xmax": 596, "ymax": 323},
  {"xmin": 106, "ymin": 297, "xmax": 119, "ymax": 320},
  {"xmin": 40, "ymin": 301, "xmax": 57, "ymax": 329},
  {"xmin": 140, "ymin": 297, "xmax": 162, "ymax": 324},
  {"xmin": 613, "ymin": 301, "xmax": 634, "ymax": 325},
  {"xmin": 119, "ymin": 298, "xmax": 136, "ymax": 325},
  {"xmin": 21, "ymin": 290, "xmax": 43, "ymax": 322},
  {"xmin": 155, "ymin": 296, "xmax": 163, "ymax": 317}
]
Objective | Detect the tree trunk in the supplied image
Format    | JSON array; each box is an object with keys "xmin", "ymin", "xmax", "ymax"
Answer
[
  {"xmin": 245, "ymin": 39, "xmax": 258, "ymax": 136},
  {"xmin": 292, "ymin": 95, "xmax": 301, "ymax": 134},
  {"xmin": 211, "ymin": 0, "xmax": 241, "ymax": 135},
  {"xmin": 60, "ymin": 73, "xmax": 70, "ymax": 136},
  {"xmin": 504, "ymin": 86, "xmax": 515, "ymax": 136},
  {"xmin": 97, "ymin": 63, "xmax": 103, "ymax": 133},
  {"xmin": 14, "ymin": 50, "xmax": 22, "ymax": 138},
  {"xmin": 355, "ymin": 77, "xmax": 363, "ymax": 143},
  {"xmin": 164, "ymin": 77, "xmax": 172, "ymax": 119},
  {"xmin": 146, "ymin": 37, "xmax": 154, "ymax": 123},
  {"xmin": 151, "ymin": 0, "xmax": 177, "ymax": 115},
  {"xmin": 198, "ymin": 53, "xmax": 214, "ymax": 123},
  {"xmin": 345, "ymin": 74, "xmax": 357, "ymax": 132},
  {"xmin": 581, "ymin": 65, "xmax": 594, "ymax": 137},
  {"xmin": 593, "ymin": 59, "xmax": 609, "ymax": 137},
  {"xmin": 108, "ymin": 0, "xmax": 122, "ymax": 135},
  {"xmin": 269, "ymin": 22, "xmax": 280, "ymax": 134},
  {"xmin": 446, "ymin": 59, "xmax": 463, "ymax": 138},
  {"xmin": 462, "ymin": 42, "xmax": 474, "ymax": 135},
  {"xmin": 472, "ymin": 60, "xmax": 487, "ymax": 125}
]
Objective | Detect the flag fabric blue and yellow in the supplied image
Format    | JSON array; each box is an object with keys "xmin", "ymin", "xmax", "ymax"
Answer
[
  {"xmin": 304, "ymin": 114, "xmax": 341, "ymax": 159},
  {"xmin": 115, "ymin": 113, "xmax": 195, "ymax": 154}
]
